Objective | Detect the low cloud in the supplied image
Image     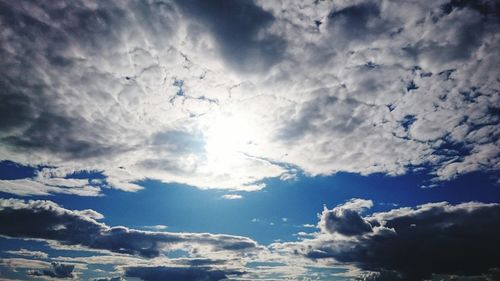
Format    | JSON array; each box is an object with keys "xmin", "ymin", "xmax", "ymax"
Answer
[
  {"xmin": 285, "ymin": 199, "xmax": 500, "ymax": 280},
  {"xmin": 318, "ymin": 199, "xmax": 373, "ymax": 236},
  {"xmin": 0, "ymin": 198, "xmax": 259, "ymax": 258}
]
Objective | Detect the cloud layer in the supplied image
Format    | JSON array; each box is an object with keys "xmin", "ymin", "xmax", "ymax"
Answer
[
  {"xmin": 3, "ymin": 197, "xmax": 500, "ymax": 280},
  {"xmin": 0, "ymin": 0, "xmax": 498, "ymax": 193}
]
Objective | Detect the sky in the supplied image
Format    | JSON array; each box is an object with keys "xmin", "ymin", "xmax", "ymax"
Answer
[{"xmin": 0, "ymin": 0, "xmax": 499, "ymax": 280}]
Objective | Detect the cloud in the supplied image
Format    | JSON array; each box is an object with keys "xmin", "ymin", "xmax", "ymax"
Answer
[
  {"xmin": 0, "ymin": 198, "xmax": 259, "ymax": 258},
  {"xmin": 318, "ymin": 199, "xmax": 373, "ymax": 236},
  {"xmin": 125, "ymin": 266, "xmax": 243, "ymax": 281},
  {"xmin": 221, "ymin": 194, "xmax": 243, "ymax": 200},
  {"xmin": 288, "ymin": 199, "xmax": 500, "ymax": 280},
  {"xmin": 0, "ymin": 165, "xmax": 119, "ymax": 197},
  {"xmin": 92, "ymin": 278, "xmax": 124, "ymax": 281},
  {"xmin": 143, "ymin": 225, "xmax": 168, "ymax": 231},
  {"xmin": 0, "ymin": 0, "xmax": 498, "ymax": 194},
  {"xmin": 0, "ymin": 258, "xmax": 52, "ymax": 270},
  {"xmin": 4, "ymin": 248, "xmax": 49, "ymax": 259},
  {"xmin": 28, "ymin": 262, "xmax": 75, "ymax": 279},
  {"xmin": 175, "ymin": 0, "xmax": 286, "ymax": 73}
]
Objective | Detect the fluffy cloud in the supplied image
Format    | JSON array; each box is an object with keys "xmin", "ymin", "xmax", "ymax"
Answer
[
  {"xmin": 0, "ymin": 0, "xmax": 498, "ymax": 194},
  {"xmin": 281, "ymin": 199, "xmax": 500, "ymax": 280},
  {"xmin": 318, "ymin": 199, "xmax": 373, "ymax": 236},
  {"xmin": 0, "ymin": 198, "xmax": 259, "ymax": 258}
]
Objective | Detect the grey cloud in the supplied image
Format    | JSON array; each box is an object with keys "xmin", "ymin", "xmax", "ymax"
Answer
[
  {"xmin": 327, "ymin": 2, "xmax": 389, "ymax": 44},
  {"xmin": 151, "ymin": 130, "xmax": 205, "ymax": 154},
  {"xmin": 125, "ymin": 266, "xmax": 243, "ymax": 281},
  {"xmin": 301, "ymin": 200, "xmax": 500, "ymax": 280},
  {"xmin": 0, "ymin": 0, "xmax": 145, "ymax": 160},
  {"xmin": 28, "ymin": 262, "xmax": 75, "ymax": 279},
  {"xmin": 178, "ymin": 258, "xmax": 226, "ymax": 267},
  {"xmin": 0, "ymin": 198, "xmax": 259, "ymax": 258},
  {"xmin": 318, "ymin": 199, "xmax": 373, "ymax": 236},
  {"xmin": 175, "ymin": 0, "xmax": 286, "ymax": 73}
]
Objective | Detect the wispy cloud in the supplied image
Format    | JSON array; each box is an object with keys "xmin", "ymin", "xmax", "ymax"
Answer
[{"xmin": 221, "ymin": 194, "xmax": 243, "ymax": 200}]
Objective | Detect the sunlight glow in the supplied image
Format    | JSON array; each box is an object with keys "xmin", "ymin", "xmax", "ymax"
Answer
[{"xmin": 203, "ymin": 111, "xmax": 261, "ymax": 174}]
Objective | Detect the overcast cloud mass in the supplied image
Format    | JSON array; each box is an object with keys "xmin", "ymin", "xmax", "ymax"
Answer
[{"xmin": 0, "ymin": 0, "xmax": 499, "ymax": 280}]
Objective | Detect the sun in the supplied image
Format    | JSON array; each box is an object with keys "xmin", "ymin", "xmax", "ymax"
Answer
[{"xmin": 202, "ymin": 110, "xmax": 260, "ymax": 174}]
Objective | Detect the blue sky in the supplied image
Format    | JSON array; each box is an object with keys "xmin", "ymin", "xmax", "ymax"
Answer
[{"xmin": 0, "ymin": 0, "xmax": 499, "ymax": 280}]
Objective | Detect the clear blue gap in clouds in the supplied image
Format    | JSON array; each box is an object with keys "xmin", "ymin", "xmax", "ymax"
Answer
[{"xmin": 1, "ymin": 161, "xmax": 499, "ymax": 245}]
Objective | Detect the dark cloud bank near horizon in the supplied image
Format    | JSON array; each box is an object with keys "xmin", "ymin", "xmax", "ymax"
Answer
[{"xmin": 288, "ymin": 199, "xmax": 500, "ymax": 281}]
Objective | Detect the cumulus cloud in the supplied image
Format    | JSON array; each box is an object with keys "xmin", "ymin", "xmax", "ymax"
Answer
[
  {"xmin": 283, "ymin": 199, "xmax": 500, "ymax": 280},
  {"xmin": 0, "ymin": 198, "xmax": 259, "ymax": 258},
  {"xmin": 318, "ymin": 199, "xmax": 373, "ymax": 236},
  {"xmin": 28, "ymin": 262, "xmax": 75, "ymax": 279},
  {"xmin": 0, "ymin": 0, "xmax": 498, "ymax": 194}
]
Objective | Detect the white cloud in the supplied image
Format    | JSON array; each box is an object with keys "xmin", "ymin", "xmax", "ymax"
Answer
[
  {"xmin": 221, "ymin": 194, "xmax": 243, "ymax": 200},
  {"xmin": 4, "ymin": 249, "xmax": 49, "ymax": 259},
  {"xmin": 0, "ymin": 179, "xmax": 101, "ymax": 197},
  {"xmin": 143, "ymin": 225, "xmax": 168, "ymax": 231},
  {"xmin": 0, "ymin": 0, "xmax": 498, "ymax": 193}
]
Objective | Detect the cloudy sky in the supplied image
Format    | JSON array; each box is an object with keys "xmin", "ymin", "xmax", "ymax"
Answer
[{"xmin": 0, "ymin": 0, "xmax": 499, "ymax": 280}]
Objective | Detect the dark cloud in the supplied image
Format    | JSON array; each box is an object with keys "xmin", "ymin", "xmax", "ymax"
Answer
[
  {"xmin": 0, "ymin": 1, "xmax": 127, "ymax": 159},
  {"xmin": 0, "ymin": 198, "xmax": 258, "ymax": 258},
  {"xmin": 302, "ymin": 201, "xmax": 500, "ymax": 280},
  {"xmin": 178, "ymin": 258, "xmax": 226, "ymax": 267},
  {"xmin": 175, "ymin": 0, "xmax": 286, "ymax": 73},
  {"xmin": 28, "ymin": 262, "xmax": 75, "ymax": 279},
  {"xmin": 327, "ymin": 2, "xmax": 386, "ymax": 42},
  {"xmin": 125, "ymin": 266, "xmax": 242, "ymax": 281},
  {"xmin": 441, "ymin": 0, "xmax": 500, "ymax": 16}
]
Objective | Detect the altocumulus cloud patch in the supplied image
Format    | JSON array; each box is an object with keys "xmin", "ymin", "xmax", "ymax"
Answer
[{"xmin": 0, "ymin": 0, "xmax": 497, "ymax": 194}]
